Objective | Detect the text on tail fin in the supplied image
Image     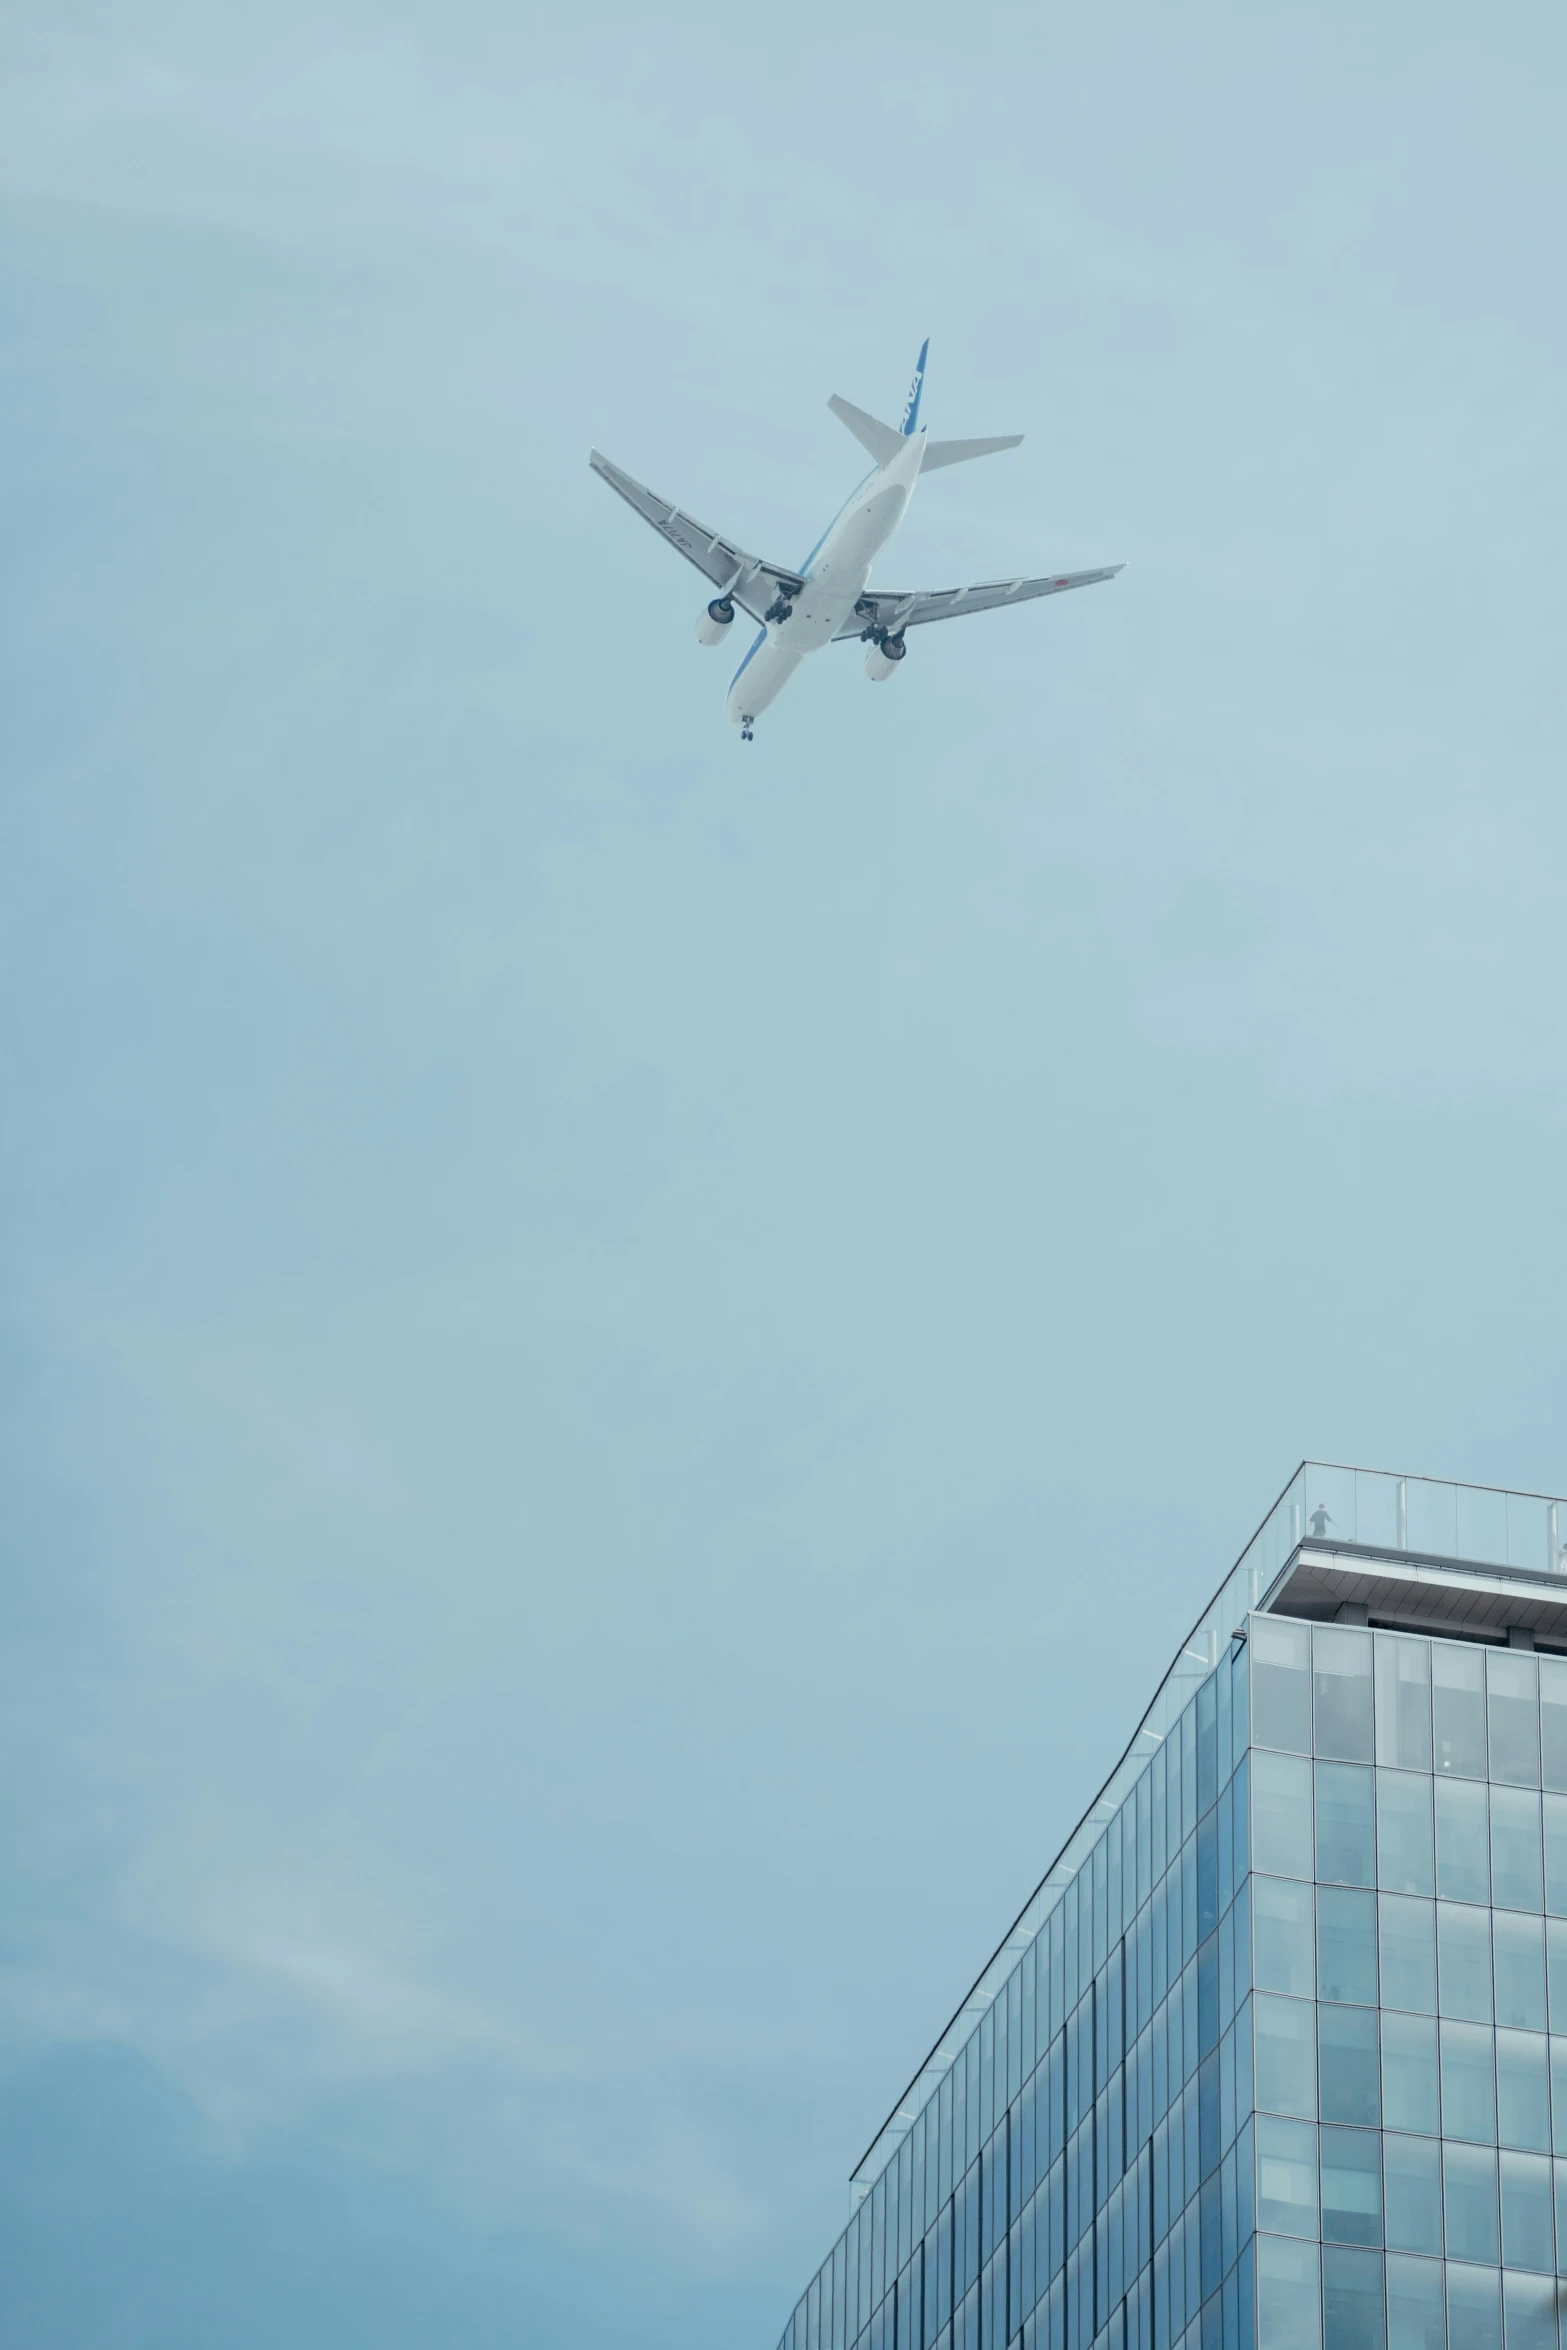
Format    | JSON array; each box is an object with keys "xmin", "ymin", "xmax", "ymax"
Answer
[{"xmin": 901, "ymin": 338, "xmax": 929, "ymax": 436}]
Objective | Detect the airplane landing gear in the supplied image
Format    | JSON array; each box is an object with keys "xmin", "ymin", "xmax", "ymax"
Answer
[{"xmin": 740, "ymin": 718, "xmax": 755, "ymax": 742}]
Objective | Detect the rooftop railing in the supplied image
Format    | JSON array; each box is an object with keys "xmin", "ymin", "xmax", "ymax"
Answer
[{"xmin": 847, "ymin": 1459, "xmax": 1567, "ymax": 2201}]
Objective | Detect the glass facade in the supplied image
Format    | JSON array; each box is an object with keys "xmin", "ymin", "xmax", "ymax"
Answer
[
  {"xmin": 772, "ymin": 1468, "xmax": 1567, "ymax": 2350},
  {"xmin": 1242, "ymin": 1619, "xmax": 1567, "ymax": 2350}
]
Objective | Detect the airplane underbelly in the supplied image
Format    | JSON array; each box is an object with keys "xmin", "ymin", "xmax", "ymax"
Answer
[
  {"xmin": 727, "ymin": 630, "xmax": 804, "ymax": 722},
  {"xmin": 787, "ymin": 569, "xmax": 862, "ymax": 647},
  {"xmin": 831, "ymin": 488, "xmax": 904, "ymax": 571},
  {"xmin": 724, "ymin": 533, "xmax": 878, "ymax": 726}
]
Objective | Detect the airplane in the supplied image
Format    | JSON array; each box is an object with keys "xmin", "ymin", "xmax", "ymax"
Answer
[{"xmin": 589, "ymin": 341, "xmax": 1122, "ymax": 741}]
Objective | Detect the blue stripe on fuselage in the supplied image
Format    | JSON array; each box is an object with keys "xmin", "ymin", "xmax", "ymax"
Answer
[
  {"xmin": 730, "ymin": 464, "xmax": 882, "ymax": 689},
  {"xmin": 730, "ymin": 624, "xmax": 767, "ymax": 691},
  {"xmin": 797, "ymin": 467, "xmax": 877, "ymax": 576}
]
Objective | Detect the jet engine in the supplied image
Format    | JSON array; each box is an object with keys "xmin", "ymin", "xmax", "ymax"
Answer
[
  {"xmin": 696, "ymin": 596, "xmax": 735, "ymax": 646},
  {"xmin": 864, "ymin": 633, "xmax": 907, "ymax": 682}
]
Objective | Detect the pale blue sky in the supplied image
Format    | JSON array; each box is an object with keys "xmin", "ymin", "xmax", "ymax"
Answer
[{"xmin": 3, "ymin": 2, "xmax": 1567, "ymax": 2342}]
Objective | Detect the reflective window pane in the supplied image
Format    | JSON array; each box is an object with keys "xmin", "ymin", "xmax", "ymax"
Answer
[
  {"xmin": 1490, "ymin": 1784, "xmax": 1543, "ymax": 1913},
  {"xmin": 1381, "ymin": 2013, "xmax": 1440, "ymax": 2136},
  {"xmin": 1441, "ymin": 2141, "xmax": 1499, "ymax": 2262},
  {"xmin": 1320, "ymin": 2004, "xmax": 1380, "ymax": 2126},
  {"xmin": 1321, "ymin": 2126, "xmax": 1382, "ymax": 2245},
  {"xmin": 1541, "ymin": 1657, "xmax": 1567, "ymax": 1794},
  {"xmin": 1384, "ymin": 2252, "xmax": 1444, "ymax": 2350},
  {"xmin": 1379, "ymin": 1896, "xmax": 1437, "ymax": 2015},
  {"xmin": 1383, "ymin": 2135, "xmax": 1441, "ymax": 2255},
  {"xmin": 1488, "ymin": 1649, "xmax": 1540, "ymax": 1787},
  {"xmin": 1439, "ymin": 2019, "xmax": 1496, "ymax": 2142},
  {"xmin": 1493, "ymin": 1911, "xmax": 1547, "ymax": 2031},
  {"xmin": 1257, "ymin": 2232, "xmax": 1321, "ymax": 2350},
  {"xmin": 1255, "ymin": 2113, "xmax": 1318, "ymax": 2237},
  {"xmin": 1499, "ymin": 2147, "xmax": 1555, "ymax": 2271},
  {"xmin": 1318, "ymin": 1763, "xmax": 1376, "ymax": 1888},
  {"xmin": 1496, "ymin": 2028, "xmax": 1551, "ymax": 2152},
  {"xmin": 1432, "ymin": 1645, "xmax": 1486, "ymax": 1778},
  {"xmin": 1437, "ymin": 1901, "xmax": 1493, "ymax": 2021},
  {"xmin": 1253, "ymin": 1750, "xmax": 1315, "ymax": 1881},
  {"xmin": 1377, "ymin": 1772, "xmax": 1434, "ymax": 1897},
  {"xmin": 1444, "ymin": 2258, "xmax": 1501, "ymax": 2350},
  {"xmin": 1252, "ymin": 1620, "xmax": 1312, "ymax": 1756},
  {"xmin": 1501, "ymin": 2269, "xmax": 1558, "ymax": 2350},
  {"xmin": 1254, "ymin": 1875, "xmax": 1316, "ymax": 1999},
  {"xmin": 1318, "ymin": 1887, "xmax": 1378, "ymax": 2006},
  {"xmin": 1434, "ymin": 1777, "xmax": 1489, "ymax": 1904},
  {"xmin": 1315, "ymin": 1627, "xmax": 1374, "ymax": 1763},
  {"xmin": 1551, "ymin": 2038, "xmax": 1567, "ymax": 2154},
  {"xmin": 1543, "ymin": 1793, "xmax": 1567, "ymax": 1918},
  {"xmin": 1321, "ymin": 2244, "xmax": 1385, "ymax": 2350},
  {"xmin": 1375, "ymin": 1638, "xmax": 1432, "ymax": 1774},
  {"xmin": 1549, "ymin": 1918, "xmax": 1567, "ymax": 2030},
  {"xmin": 1255, "ymin": 1994, "xmax": 1318, "ymax": 2119}
]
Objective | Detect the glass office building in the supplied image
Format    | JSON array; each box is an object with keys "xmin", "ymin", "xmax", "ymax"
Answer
[{"xmin": 771, "ymin": 1465, "xmax": 1567, "ymax": 2350}]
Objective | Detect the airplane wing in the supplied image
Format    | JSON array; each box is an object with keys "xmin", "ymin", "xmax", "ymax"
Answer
[
  {"xmin": 832, "ymin": 566, "xmax": 1124, "ymax": 640},
  {"xmin": 589, "ymin": 450, "xmax": 805, "ymax": 623}
]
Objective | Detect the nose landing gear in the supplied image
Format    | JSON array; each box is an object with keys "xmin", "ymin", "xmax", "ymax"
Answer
[{"xmin": 739, "ymin": 717, "xmax": 755, "ymax": 742}]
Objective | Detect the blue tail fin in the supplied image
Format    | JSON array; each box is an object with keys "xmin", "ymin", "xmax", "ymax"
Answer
[{"xmin": 900, "ymin": 338, "xmax": 929, "ymax": 435}]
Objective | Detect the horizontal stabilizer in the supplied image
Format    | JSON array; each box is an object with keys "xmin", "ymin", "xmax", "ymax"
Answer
[
  {"xmin": 827, "ymin": 394, "xmax": 904, "ymax": 468},
  {"xmin": 920, "ymin": 435, "xmax": 1023, "ymax": 472}
]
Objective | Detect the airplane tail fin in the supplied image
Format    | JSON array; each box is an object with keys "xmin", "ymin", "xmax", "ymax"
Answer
[
  {"xmin": 830, "ymin": 343, "xmax": 1019, "ymax": 471},
  {"xmin": 921, "ymin": 434, "xmax": 1024, "ymax": 472},
  {"xmin": 827, "ymin": 394, "xmax": 904, "ymax": 467},
  {"xmin": 900, "ymin": 337, "xmax": 929, "ymax": 434},
  {"xmin": 828, "ymin": 338, "xmax": 932, "ymax": 467}
]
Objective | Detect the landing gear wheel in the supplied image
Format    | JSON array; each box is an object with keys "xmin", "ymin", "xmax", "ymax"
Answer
[{"xmin": 740, "ymin": 719, "xmax": 754, "ymax": 742}]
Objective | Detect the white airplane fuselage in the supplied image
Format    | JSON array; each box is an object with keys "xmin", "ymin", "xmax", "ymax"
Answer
[{"xmin": 726, "ymin": 427, "xmax": 925, "ymax": 729}]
